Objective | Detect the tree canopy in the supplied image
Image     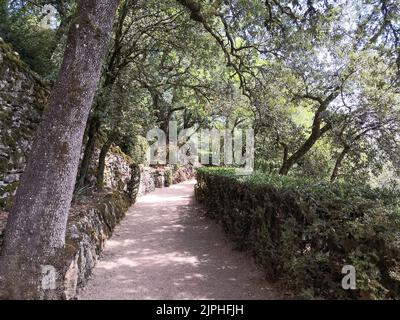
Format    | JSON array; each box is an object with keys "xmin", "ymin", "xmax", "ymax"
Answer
[{"xmin": 1, "ymin": 0, "xmax": 399, "ymax": 187}]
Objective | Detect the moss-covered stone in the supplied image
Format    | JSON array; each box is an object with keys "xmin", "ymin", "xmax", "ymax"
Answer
[{"xmin": 110, "ymin": 145, "xmax": 133, "ymax": 165}]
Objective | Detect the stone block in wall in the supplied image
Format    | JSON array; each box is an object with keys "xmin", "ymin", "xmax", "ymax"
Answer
[
  {"xmin": 138, "ymin": 166, "xmax": 155, "ymax": 196},
  {"xmin": 103, "ymin": 147, "xmax": 132, "ymax": 192}
]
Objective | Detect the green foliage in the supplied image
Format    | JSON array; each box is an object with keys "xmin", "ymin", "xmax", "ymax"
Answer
[
  {"xmin": 128, "ymin": 135, "xmax": 149, "ymax": 165},
  {"xmin": 0, "ymin": 1, "xmax": 75, "ymax": 81},
  {"xmin": 0, "ymin": 6, "xmax": 57, "ymax": 78},
  {"xmin": 164, "ymin": 168, "xmax": 173, "ymax": 187},
  {"xmin": 195, "ymin": 167, "xmax": 400, "ymax": 299},
  {"xmin": 4, "ymin": 0, "xmax": 399, "ymax": 187}
]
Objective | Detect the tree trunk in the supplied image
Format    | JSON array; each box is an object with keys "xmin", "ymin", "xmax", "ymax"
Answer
[
  {"xmin": 96, "ymin": 136, "xmax": 114, "ymax": 189},
  {"xmin": 330, "ymin": 146, "xmax": 349, "ymax": 183},
  {"xmin": 279, "ymin": 90, "xmax": 339, "ymax": 175},
  {"xmin": 279, "ymin": 124, "xmax": 331, "ymax": 175},
  {"xmin": 0, "ymin": 0, "xmax": 120, "ymax": 299},
  {"xmin": 280, "ymin": 142, "xmax": 289, "ymax": 170},
  {"xmin": 76, "ymin": 115, "xmax": 101, "ymax": 189}
]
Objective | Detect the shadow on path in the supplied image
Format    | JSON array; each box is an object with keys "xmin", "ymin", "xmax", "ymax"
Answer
[{"xmin": 78, "ymin": 180, "xmax": 280, "ymax": 300}]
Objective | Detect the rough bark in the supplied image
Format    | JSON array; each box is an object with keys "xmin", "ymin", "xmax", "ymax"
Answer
[{"xmin": 0, "ymin": 0, "xmax": 120, "ymax": 299}]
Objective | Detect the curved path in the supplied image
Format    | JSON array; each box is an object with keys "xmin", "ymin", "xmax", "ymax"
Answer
[{"xmin": 79, "ymin": 180, "xmax": 280, "ymax": 300}]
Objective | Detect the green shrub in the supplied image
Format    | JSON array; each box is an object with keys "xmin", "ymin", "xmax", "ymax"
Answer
[
  {"xmin": 195, "ymin": 167, "xmax": 400, "ymax": 299},
  {"xmin": 164, "ymin": 168, "xmax": 173, "ymax": 187}
]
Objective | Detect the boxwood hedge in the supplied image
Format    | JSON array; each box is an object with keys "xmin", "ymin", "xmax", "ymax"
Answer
[{"xmin": 195, "ymin": 167, "xmax": 400, "ymax": 299}]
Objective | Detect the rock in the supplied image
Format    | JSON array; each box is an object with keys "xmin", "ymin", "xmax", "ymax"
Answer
[
  {"xmin": 173, "ymin": 165, "xmax": 195, "ymax": 184},
  {"xmin": 138, "ymin": 167, "xmax": 155, "ymax": 195},
  {"xmin": 63, "ymin": 257, "xmax": 79, "ymax": 300}
]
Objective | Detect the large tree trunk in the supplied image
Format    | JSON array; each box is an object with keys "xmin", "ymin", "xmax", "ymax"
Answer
[{"xmin": 0, "ymin": 0, "xmax": 120, "ymax": 299}]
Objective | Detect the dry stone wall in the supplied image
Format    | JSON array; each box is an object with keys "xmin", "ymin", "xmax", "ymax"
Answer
[{"xmin": 0, "ymin": 38, "xmax": 49, "ymax": 210}]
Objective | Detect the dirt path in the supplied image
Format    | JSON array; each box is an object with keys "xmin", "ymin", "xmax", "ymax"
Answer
[{"xmin": 78, "ymin": 180, "xmax": 280, "ymax": 300}]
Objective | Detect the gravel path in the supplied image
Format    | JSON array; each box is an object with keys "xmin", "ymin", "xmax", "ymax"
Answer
[{"xmin": 78, "ymin": 180, "xmax": 280, "ymax": 300}]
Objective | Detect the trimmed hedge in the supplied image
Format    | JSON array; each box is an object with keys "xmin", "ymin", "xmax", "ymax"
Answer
[{"xmin": 195, "ymin": 167, "xmax": 400, "ymax": 299}]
